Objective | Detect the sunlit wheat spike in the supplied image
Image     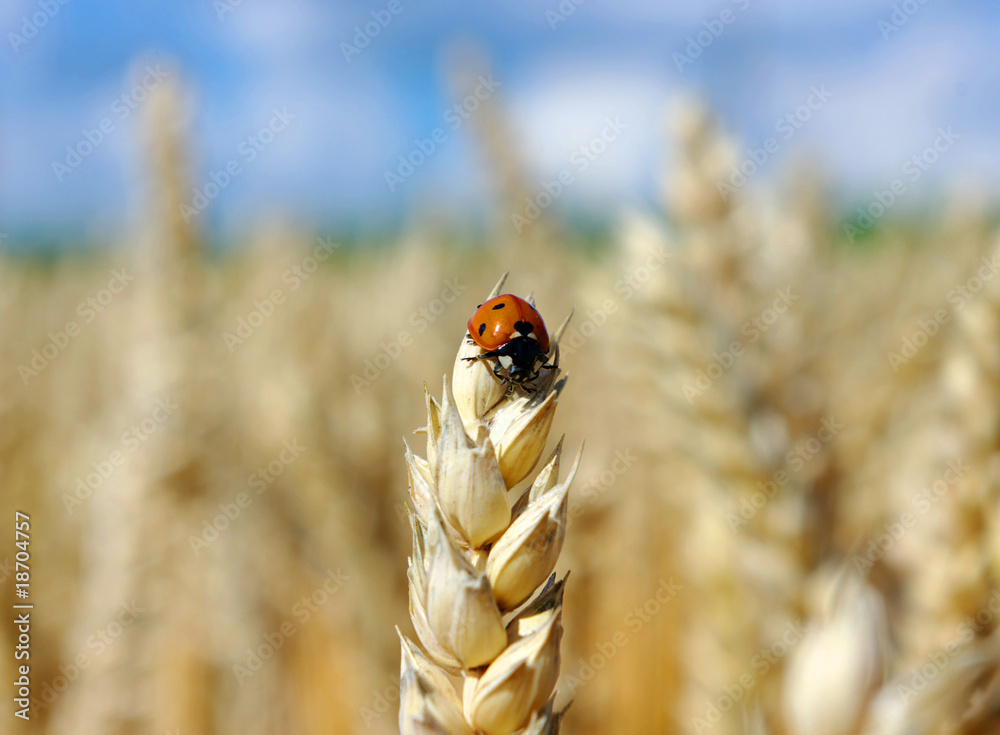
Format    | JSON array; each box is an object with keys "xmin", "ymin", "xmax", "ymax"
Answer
[
  {"xmin": 550, "ymin": 309, "xmax": 574, "ymax": 344},
  {"xmin": 400, "ymin": 277, "xmax": 580, "ymax": 734},
  {"xmin": 781, "ymin": 570, "xmax": 886, "ymax": 735},
  {"xmin": 488, "ymin": 271, "xmax": 509, "ymax": 299}
]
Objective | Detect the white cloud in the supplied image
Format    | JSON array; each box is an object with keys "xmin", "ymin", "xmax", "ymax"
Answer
[
  {"xmin": 766, "ymin": 19, "xmax": 992, "ymax": 191},
  {"xmin": 507, "ymin": 58, "xmax": 673, "ymax": 207},
  {"xmin": 218, "ymin": 0, "xmax": 340, "ymax": 59}
]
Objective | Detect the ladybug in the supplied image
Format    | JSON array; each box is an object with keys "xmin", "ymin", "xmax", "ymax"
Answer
[{"xmin": 464, "ymin": 294, "xmax": 552, "ymax": 387}]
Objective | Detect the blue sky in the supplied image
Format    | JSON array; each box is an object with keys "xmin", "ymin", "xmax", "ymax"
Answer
[{"xmin": 3, "ymin": 0, "xmax": 999, "ymax": 242}]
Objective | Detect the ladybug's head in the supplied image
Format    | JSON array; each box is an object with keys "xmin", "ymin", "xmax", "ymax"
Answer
[{"xmin": 495, "ymin": 336, "xmax": 549, "ymax": 385}]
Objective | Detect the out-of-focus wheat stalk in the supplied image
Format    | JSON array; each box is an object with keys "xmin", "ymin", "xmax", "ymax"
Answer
[
  {"xmin": 48, "ymin": 67, "xmax": 217, "ymax": 735},
  {"xmin": 398, "ymin": 274, "xmax": 579, "ymax": 734},
  {"xmin": 444, "ymin": 47, "xmax": 564, "ymax": 268}
]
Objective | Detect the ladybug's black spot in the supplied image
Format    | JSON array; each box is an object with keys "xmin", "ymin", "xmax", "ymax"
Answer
[
  {"xmin": 514, "ymin": 320, "xmax": 534, "ymax": 335},
  {"xmin": 492, "ymin": 302, "xmax": 506, "ymax": 310},
  {"xmin": 478, "ymin": 323, "xmax": 487, "ymax": 336}
]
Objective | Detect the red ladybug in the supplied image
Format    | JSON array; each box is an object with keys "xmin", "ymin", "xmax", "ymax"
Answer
[{"xmin": 464, "ymin": 294, "xmax": 552, "ymax": 387}]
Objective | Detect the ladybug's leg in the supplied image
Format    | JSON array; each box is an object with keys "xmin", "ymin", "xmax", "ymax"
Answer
[{"xmin": 461, "ymin": 348, "xmax": 502, "ymax": 363}]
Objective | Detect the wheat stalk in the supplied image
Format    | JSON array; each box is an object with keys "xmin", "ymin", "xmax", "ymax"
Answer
[{"xmin": 398, "ymin": 273, "xmax": 579, "ymax": 735}]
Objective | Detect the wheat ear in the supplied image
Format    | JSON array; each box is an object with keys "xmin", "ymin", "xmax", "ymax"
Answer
[{"xmin": 398, "ymin": 273, "xmax": 579, "ymax": 735}]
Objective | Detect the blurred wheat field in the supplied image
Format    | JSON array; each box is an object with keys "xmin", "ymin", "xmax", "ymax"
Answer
[{"xmin": 3, "ymin": 77, "xmax": 1000, "ymax": 735}]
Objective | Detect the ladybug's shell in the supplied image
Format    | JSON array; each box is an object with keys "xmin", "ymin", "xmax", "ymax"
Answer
[{"xmin": 468, "ymin": 295, "xmax": 550, "ymax": 353}]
